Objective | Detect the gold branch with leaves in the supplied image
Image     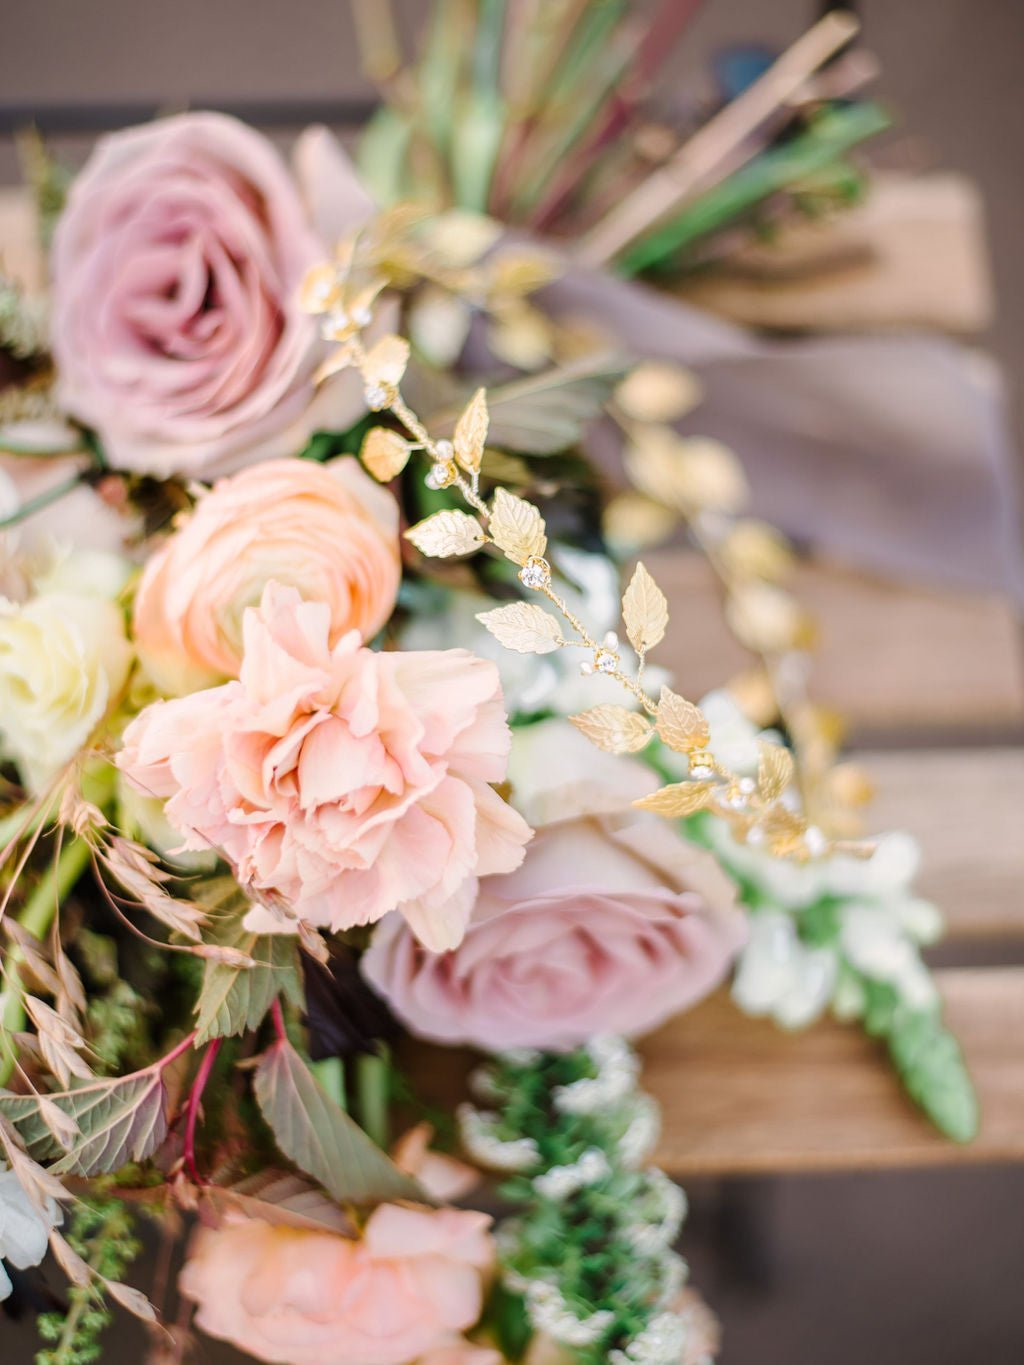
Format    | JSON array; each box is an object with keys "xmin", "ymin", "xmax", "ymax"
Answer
[{"xmin": 299, "ymin": 250, "xmax": 869, "ymax": 862}]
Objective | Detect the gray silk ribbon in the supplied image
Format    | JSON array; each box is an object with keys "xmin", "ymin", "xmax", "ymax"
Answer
[{"xmin": 544, "ymin": 266, "xmax": 1024, "ymax": 606}]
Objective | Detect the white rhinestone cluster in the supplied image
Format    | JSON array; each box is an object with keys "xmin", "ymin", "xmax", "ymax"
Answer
[
  {"xmin": 552, "ymin": 1034, "xmax": 640, "ymax": 1116},
  {"xmin": 457, "ymin": 1104, "xmax": 540, "ymax": 1171},
  {"xmin": 625, "ymin": 1171, "xmax": 688, "ymax": 1255},
  {"xmin": 608, "ymin": 1309, "xmax": 690, "ymax": 1364},
  {"xmin": 507, "ymin": 1273, "xmax": 616, "ymax": 1348},
  {"xmin": 616, "ymin": 1092, "xmax": 662, "ymax": 1168},
  {"xmin": 519, "ymin": 555, "xmax": 553, "ymax": 590},
  {"xmin": 532, "ymin": 1146, "xmax": 611, "ymax": 1201}
]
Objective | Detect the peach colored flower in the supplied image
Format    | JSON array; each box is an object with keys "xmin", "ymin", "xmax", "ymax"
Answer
[
  {"xmin": 392, "ymin": 1123, "xmax": 480, "ymax": 1203},
  {"xmin": 132, "ymin": 457, "xmax": 400, "ymax": 695},
  {"xmin": 51, "ymin": 114, "xmax": 375, "ymax": 478},
  {"xmin": 417, "ymin": 1347, "xmax": 504, "ymax": 1365},
  {"xmin": 363, "ymin": 720, "xmax": 745, "ymax": 1050},
  {"xmin": 117, "ymin": 583, "xmax": 531, "ymax": 949},
  {"xmin": 179, "ymin": 1204, "xmax": 494, "ymax": 1365}
]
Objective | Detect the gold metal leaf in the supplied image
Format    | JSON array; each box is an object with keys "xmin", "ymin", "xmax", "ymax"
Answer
[
  {"xmin": 360, "ymin": 427, "xmax": 411, "ymax": 482},
  {"xmin": 614, "ymin": 361, "xmax": 702, "ymax": 423},
  {"xmin": 360, "ymin": 334, "xmax": 410, "ymax": 388},
  {"xmin": 655, "ymin": 686, "xmax": 711, "ymax": 755},
  {"xmin": 299, "ymin": 262, "xmax": 341, "ymax": 315},
  {"xmin": 405, "ymin": 509, "xmax": 486, "ymax": 558},
  {"xmin": 622, "ymin": 561, "xmax": 669, "ymax": 656},
  {"xmin": 625, "ymin": 427, "xmax": 748, "ymax": 515},
  {"xmin": 603, "ymin": 492, "xmax": 678, "ymax": 557},
  {"xmin": 488, "ymin": 487, "xmax": 547, "ymax": 566},
  {"xmin": 719, "ymin": 519, "xmax": 794, "ymax": 583},
  {"xmin": 757, "ymin": 741, "xmax": 796, "ymax": 803},
  {"xmin": 489, "ymin": 249, "xmax": 560, "ymax": 297},
  {"xmin": 633, "ymin": 781, "xmax": 716, "ymax": 817},
  {"xmin": 569, "ymin": 705, "xmax": 654, "ymax": 755},
  {"xmin": 453, "ymin": 387, "xmax": 489, "ymax": 475},
  {"xmin": 726, "ymin": 582, "xmax": 806, "ymax": 654},
  {"xmin": 475, "ymin": 602, "xmax": 564, "ymax": 655}
]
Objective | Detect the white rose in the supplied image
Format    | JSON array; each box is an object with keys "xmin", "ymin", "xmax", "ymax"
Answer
[
  {"xmin": 0, "ymin": 578, "xmax": 132, "ymax": 792},
  {"xmin": 0, "ymin": 1165, "xmax": 62, "ymax": 1301}
]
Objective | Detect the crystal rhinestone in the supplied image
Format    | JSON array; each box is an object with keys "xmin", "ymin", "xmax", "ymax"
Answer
[
  {"xmin": 425, "ymin": 461, "xmax": 457, "ymax": 490},
  {"xmin": 321, "ymin": 309, "xmax": 349, "ymax": 339},
  {"xmin": 519, "ymin": 555, "xmax": 552, "ymax": 590},
  {"xmin": 594, "ymin": 647, "xmax": 619, "ymax": 674},
  {"xmin": 804, "ymin": 824, "xmax": 828, "ymax": 857},
  {"xmin": 365, "ymin": 383, "xmax": 390, "ymax": 410},
  {"xmin": 690, "ymin": 763, "xmax": 714, "ymax": 780}
]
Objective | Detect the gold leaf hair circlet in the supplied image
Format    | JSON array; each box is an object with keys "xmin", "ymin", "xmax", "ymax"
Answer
[{"xmin": 300, "ymin": 249, "xmax": 872, "ymax": 863}]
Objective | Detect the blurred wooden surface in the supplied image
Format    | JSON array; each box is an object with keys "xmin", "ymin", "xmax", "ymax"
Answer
[
  {"xmin": 863, "ymin": 748, "xmax": 1024, "ymax": 938},
  {"xmin": 650, "ymin": 550, "xmax": 1024, "ymax": 742},
  {"xmin": 641, "ymin": 968, "xmax": 1024, "ymax": 1175},
  {"xmin": 407, "ymin": 969, "xmax": 1024, "ymax": 1176}
]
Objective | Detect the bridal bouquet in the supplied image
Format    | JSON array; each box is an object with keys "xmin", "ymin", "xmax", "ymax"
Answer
[{"xmin": 0, "ymin": 6, "xmax": 979, "ymax": 1364}]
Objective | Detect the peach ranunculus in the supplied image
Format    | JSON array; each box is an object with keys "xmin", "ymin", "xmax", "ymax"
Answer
[
  {"xmin": 362, "ymin": 719, "xmax": 746, "ymax": 1050},
  {"xmin": 179, "ymin": 1204, "xmax": 494, "ymax": 1365},
  {"xmin": 132, "ymin": 457, "xmax": 401, "ymax": 695},
  {"xmin": 51, "ymin": 113, "xmax": 375, "ymax": 478},
  {"xmin": 117, "ymin": 582, "xmax": 531, "ymax": 950}
]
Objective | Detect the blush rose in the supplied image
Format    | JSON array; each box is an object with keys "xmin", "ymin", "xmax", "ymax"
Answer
[
  {"xmin": 363, "ymin": 720, "xmax": 746, "ymax": 1050},
  {"xmin": 117, "ymin": 582, "xmax": 531, "ymax": 950},
  {"xmin": 51, "ymin": 113, "xmax": 375, "ymax": 477},
  {"xmin": 132, "ymin": 457, "xmax": 401, "ymax": 694},
  {"xmin": 179, "ymin": 1204, "xmax": 494, "ymax": 1365}
]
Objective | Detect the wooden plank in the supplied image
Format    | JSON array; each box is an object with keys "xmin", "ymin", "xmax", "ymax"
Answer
[
  {"xmin": 648, "ymin": 551, "xmax": 1024, "ymax": 741},
  {"xmin": 641, "ymin": 968, "xmax": 1024, "ymax": 1176},
  {"xmin": 861, "ymin": 749, "xmax": 1024, "ymax": 939},
  {"xmin": 405, "ymin": 969, "xmax": 1024, "ymax": 1178}
]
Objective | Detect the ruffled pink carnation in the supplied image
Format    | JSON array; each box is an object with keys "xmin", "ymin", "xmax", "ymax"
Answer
[
  {"xmin": 363, "ymin": 720, "xmax": 746, "ymax": 1049},
  {"xmin": 179, "ymin": 1205, "xmax": 494, "ymax": 1365},
  {"xmin": 117, "ymin": 582, "xmax": 531, "ymax": 949}
]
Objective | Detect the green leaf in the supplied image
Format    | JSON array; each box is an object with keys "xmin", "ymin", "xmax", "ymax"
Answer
[
  {"xmin": 253, "ymin": 1038, "xmax": 423, "ymax": 1206},
  {"xmin": 195, "ymin": 921, "xmax": 300, "ymax": 1047},
  {"xmin": 887, "ymin": 1009, "xmax": 980, "ymax": 1144},
  {"xmin": 0, "ymin": 1068, "xmax": 168, "ymax": 1175},
  {"xmin": 430, "ymin": 354, "xmax": 628, "ymax": 456}
]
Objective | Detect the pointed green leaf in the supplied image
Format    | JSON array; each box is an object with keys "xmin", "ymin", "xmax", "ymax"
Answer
[
  {"xmin": 0, "ymin": 1068, "xmax": 168, "ymax": 1175},
  {"xmin": 254, "ymin": 1038, "xmax": 423, "ymax": 1206},
  {"xmin": 195, "ymin": 922, "xmax": 300, "ymax": 1046}
]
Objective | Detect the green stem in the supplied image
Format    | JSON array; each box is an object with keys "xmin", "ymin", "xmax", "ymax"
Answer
[
  {"xmin": 311, "ymin": 1056, "xmax": 347, "ymax": 1112},
  {"xmin": 0, "ymin": 473, "xmax": 84, "ymax": 530},
  {"xmin": 1, "ymin": 836, "xmax": 91, "ymax": 1086},
  {"xmin": 356, "ymin": 1048, "xmax": 390, "ymax": 1149}
]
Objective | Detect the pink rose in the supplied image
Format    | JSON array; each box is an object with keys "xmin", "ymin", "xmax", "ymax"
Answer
[
  {"xmin": 51, "ymin": 113, "xmax": 374, "ymax": 477},
  {"xmin": 418, "ymin": 1348, "xmax": 504, "ymax": 1365},
  {"xmin": 117, "ymin": 582, "xmax": 531, "ymax": 949},
  {"xmin": 132, "ymin": 457, "xmax": 401, "ymax": 694},
  {"xmin": 179, "ymin": 1204, "xmax": 494, "ymax": 1365},
  {"xmin": 363, "ymin": 720, "xmax": 745, "ymax": 1050}
]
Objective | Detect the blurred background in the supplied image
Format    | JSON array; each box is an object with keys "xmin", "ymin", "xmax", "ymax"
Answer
[{"xmin": 1, "ymin": 2, "xmax": 1022, "ymax": 1362}]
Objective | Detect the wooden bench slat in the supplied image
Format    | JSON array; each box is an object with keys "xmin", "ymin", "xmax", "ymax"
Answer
[
  {"xmin": 641, "ymin": 968, "xmax": 1024, "ymax": 1176},
  {"xmin": 648, "ymin": 552, "xmax": 1024, "ymax": 741},
  {"xmin": 405, "ymin": 969, "xmax": 1024, "ymax": 1178},
  {"xmin": 861, "ymin": 749, "xmax": 1024, "ymax": 938}
]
